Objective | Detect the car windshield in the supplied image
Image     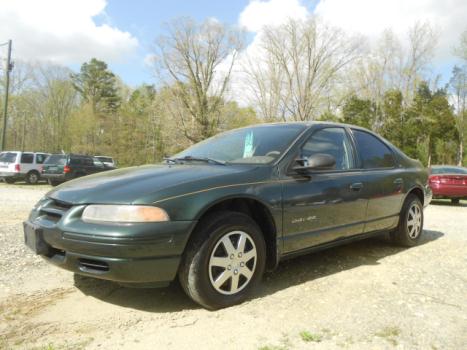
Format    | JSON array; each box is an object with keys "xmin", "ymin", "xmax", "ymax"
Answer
[
  {"xmin": 431, "ymin": 167, "xmax": 467, "ymax": 174},
  {"xmin": 0, "ymin": 152, "xmax": 18, "ymax": 163},
  {"xmin": 173, "ymin": 124, "xmax": 307, "ymax": 164},
  {"xmin": 45, "ymin": 154, "xmax": 67, "ymax": 165}
]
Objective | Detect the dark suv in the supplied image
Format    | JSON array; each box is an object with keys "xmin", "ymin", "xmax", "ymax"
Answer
[{"xmin": 42, "ymin": 154, "xmax": 114, "ymax": 186}]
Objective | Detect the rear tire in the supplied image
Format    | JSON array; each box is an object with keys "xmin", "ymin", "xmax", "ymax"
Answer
[
  {"xmin": 451, "ymin": 198, "xmax": 460, "ymax": 205},
  {"xmin": 391, "ymin": 194, "xmax": 423, "ymax": 247},
  {"xmin": 178, "ymin": 211, "xmax": 266, "ymax": 310},
  {"xmin": 26, "ymin": 171, "xmax": 40, "ymax": 185}
]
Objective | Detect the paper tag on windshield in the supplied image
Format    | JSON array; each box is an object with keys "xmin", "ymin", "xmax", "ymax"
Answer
[{"xmin": 243, "ymin": 131, "xmax": 254, "ymax": 158}]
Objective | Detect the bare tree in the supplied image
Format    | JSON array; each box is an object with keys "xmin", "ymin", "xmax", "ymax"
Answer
[
  {"xmin": 243, "ymin": 17, "xmax": 361, "ymax": 121},
  {"xmin": 153, "ymin": 18, "xmax": 244, "ymax": 142},
  {"xmin": 454, "ymin": 29, "xmax": 467, "ymax": 61}
]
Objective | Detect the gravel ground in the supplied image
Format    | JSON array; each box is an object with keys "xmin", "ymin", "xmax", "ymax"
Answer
[{"xmin": 0, "ymin": 183, "xmax": 466, "ymax": 350}]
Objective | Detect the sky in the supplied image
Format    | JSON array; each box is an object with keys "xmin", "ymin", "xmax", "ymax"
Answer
[{"xmin": 0, "ymin": 0, "xmax": 466, "ymax": 87}]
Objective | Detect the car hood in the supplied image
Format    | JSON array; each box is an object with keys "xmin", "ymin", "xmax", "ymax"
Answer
[{"xmin": 46, "ymin": 163, "xmax": 263, "ymax": 205}]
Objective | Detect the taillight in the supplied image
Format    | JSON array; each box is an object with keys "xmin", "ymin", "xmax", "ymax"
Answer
[
  {"xmin": 14, "ymin": 164, "xmax": 20, "ymax": 172},
  {"xmin": 429, "ymin": 176, "xmax": 440, "ymax": 184},
  {"xmin": 63, "ymin": 165, "xmax": 71, "ymax": 173}
]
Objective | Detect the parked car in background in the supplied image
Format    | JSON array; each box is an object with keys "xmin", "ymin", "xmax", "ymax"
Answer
[
  {"xmin": 429, "ymin": 165, "xmax": 467, "ymax": 204},
  {"xmin": 0, "ymin": 151, "xmax": 49, "ymax": 184},
  {"xmin": 41, "ymin": 154, "xmax": 113, "ymax": 186},
  {"xmin": 94, "ymin": 156, "xmax": 116, "ymax": 168},
  {"xmin": 25, "ymin": 122, "xmax": 432, "ymax": 309}
]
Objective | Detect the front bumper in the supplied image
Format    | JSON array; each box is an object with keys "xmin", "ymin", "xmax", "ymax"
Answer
[{"xmin": 24, "ymin": 199, "xmax": 196, "ymax": 285}]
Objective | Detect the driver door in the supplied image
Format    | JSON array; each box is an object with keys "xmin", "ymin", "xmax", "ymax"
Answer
[{"xmin": 281, "ymin": 127, "xmax": 368, "ymax": 253}]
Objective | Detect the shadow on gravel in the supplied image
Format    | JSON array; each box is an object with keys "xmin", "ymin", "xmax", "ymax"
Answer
[
  {"xmin": 429, "ymin": 199, "xmax": 467, "ymax": 207},
  {"xmin": 257, "ymin": 229, "xmax": 444, "ymax": 298},
  {"xmin": 73, "ymin": 230, "xmax": 443, "ymax": 312},
  {"xmin": 74, "ymin": 274, "xmax": 198, "ymax": 312}
]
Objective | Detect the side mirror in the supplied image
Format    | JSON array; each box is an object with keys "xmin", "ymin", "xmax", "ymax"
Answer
[{"xmin": 293, "ymin": 153, "xmax": 336, "ymax": 173}]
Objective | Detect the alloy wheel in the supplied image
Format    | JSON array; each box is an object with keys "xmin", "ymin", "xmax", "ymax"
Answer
[
  {"xmin": 407, "ymin": 203, "xmax": 422, "ymax": 239},
  {"xmin": 208, "ymin": 231, "xmax": 257, "ymax": 295}
]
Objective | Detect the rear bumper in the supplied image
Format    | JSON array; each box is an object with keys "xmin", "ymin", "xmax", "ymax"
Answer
[
  {"xmin": 424, "ymin": 185, "xmax": 433, "ymax": 207},
  {"xmin": 0, "ymin": 171, "xmax": 23, "ymax": 179},
  {"xmin": 430, "ymin": 183, "xmax": 467, "ymax": 199},
  {"xmin": 42, "ymin": 173, "xmax": 67, "ymax": 181}
]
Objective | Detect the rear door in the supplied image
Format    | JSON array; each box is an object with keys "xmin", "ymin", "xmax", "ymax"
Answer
[
  {"xmin": 350, "ymin": 129, "xmax": 404, "ymax": 232},
  {"xmin": 281, "ymin": 127, "xmax": 368, "ymax": 253}
]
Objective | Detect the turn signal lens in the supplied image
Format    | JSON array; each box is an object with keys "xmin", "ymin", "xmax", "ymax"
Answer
[{"xmin": 82, "ymin": 205, "xmax": 170, "ymax": 224}]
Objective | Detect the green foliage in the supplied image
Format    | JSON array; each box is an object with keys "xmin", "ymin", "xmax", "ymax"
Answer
[
  {"xmin": 299, "ymin": 330, "xmax": 322, "ymax": 342},
  {"xmin": 71, "ymin": 58, "xmax": 121, "ymax": 115},
  {"xmin": 342, "ymin": 95, "xmax": 378, "ymax": 130}
]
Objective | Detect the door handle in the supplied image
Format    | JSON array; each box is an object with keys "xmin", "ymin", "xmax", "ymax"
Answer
[{"xmin": 350, "ymin": 182, "xmax": 363, "ymax": 191}]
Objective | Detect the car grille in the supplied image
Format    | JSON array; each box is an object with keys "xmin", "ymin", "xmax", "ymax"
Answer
[{"xmin": 39, "ymin": 199, "xmax": 72, "ymax": 222}]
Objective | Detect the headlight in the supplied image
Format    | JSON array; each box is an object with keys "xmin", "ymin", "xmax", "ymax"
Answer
[{"xmin": 82, "ymin": 205, "xmax": 169, "ymax": 223}]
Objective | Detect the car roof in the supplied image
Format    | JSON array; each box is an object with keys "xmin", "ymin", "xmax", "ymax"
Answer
[{"xmin": 431, "ymin": 165, "xmax": 466, "ymax": 169}]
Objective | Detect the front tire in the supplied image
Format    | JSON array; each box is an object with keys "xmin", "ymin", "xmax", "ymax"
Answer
[
  {"xmin": 391, "ymin": 194, "xmax": 424, "ymax": 247},
  {"xmin": 178, "ymin": 211, "xmax": 266, "ymax": 310},
  {"xmin": 451, "ymin": 198, "xmax": 460, "ymax": 205}
]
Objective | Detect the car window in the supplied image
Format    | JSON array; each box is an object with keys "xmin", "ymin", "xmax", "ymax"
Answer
[
  {"xmin": 45, "ymin": 155, "xmax": 66, "ymax": 165},
  {"xmin": 83, "ymin": 157, "xmax": 94, "ymax": 166},
  {"xmin": 0, "ymin": 152, "xmax": 18, "ymax": 163},
  {"xmin": 70, "ymin": 157, "xmax": 83, "ymax": 166},
  {"xmin": 35, "ymin": 154, "xmax": 47, "ymax": 164},
  {"xmin": 97, "ymin": 157, "xmax": 112, "ymax": 163},
  {"xmin": 93, "ymin": 158, "xmax": 105, "ymax": 167},
  {"xmin": 300, "ymin": 128, "xmax": 355, "ymax": 170},
  {"xmin": 352, "ymin": 130, "xmax": 395, "ymax": 169},
  {"xmin": 21, "ymin": 153, "xmax": 34, "ymax": 164}
]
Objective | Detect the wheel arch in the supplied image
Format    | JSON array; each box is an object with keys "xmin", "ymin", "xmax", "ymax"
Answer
[
  {"xmin": 405, "ymin": 186, "xmax": 424, "ymax": 206},
  {"xmin": 189, "ymin": 195, "xmax": 279, "ymax": 271}
]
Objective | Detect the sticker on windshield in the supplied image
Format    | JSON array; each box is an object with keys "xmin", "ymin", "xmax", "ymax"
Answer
[{"xmin": 243, "ymin": 131, "xmax": 254, "ymax": 158}]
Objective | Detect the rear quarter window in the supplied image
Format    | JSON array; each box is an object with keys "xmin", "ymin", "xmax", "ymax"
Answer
[
  {"xmin": 0, "ymin": 152, "xmax": 18, "ymax": 163},
  {"xmin": 352, "ymin": 130, "xmax": 396, "ymax": 169}
]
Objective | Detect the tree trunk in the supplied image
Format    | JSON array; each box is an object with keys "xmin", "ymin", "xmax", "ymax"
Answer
[{"xmin": 458, "ymin": 139, "xmax": 464, "ymax": 166}]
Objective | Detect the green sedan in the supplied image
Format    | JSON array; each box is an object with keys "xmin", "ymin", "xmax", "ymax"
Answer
[{"xmin": 24, "ymin": 122, "xmax": 432, "ymax": 309}]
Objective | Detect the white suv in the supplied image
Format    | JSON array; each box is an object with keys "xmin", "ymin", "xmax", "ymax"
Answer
[{"xmin": 0, "ymin": 151, "xmax": 50, "ymax": 184}]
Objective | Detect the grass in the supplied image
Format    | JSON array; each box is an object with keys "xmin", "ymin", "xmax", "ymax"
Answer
[
  {"xmin": 375, "ymin": 326, "xmax": 401, "ymax": 346},
  {"xmin": 299, "ymin": 330, "xmax": 323, "ymax": 343},
  {"xmin": 258, "ymin": 346, "xmax": 287, "ymax": 350}
]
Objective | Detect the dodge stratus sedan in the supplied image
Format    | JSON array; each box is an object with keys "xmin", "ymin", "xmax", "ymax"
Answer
[{"xmin": 24, "ymin": 122, "xmax": 432, "ymax": 309}]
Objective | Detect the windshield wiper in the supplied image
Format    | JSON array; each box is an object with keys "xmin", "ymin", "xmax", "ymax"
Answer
[{"xmin": 165, "ymin": 155, "xmax": 226, "ymax": 165}]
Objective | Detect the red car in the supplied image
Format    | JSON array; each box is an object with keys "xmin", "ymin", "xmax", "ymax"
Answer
[{"xmin": 429, "ymin": 165, "xmax": 467, "ymax": 204}]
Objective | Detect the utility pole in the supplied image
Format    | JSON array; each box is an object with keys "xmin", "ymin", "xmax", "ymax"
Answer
[{"xmin": 1, "ymin": 39, "xmax": 12, "ymax": 151}]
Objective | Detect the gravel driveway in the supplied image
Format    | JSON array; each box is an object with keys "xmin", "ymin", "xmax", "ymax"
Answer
[{"xmin": 0, "ymin": 183, "xmax": 466, "ymax": 349}]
